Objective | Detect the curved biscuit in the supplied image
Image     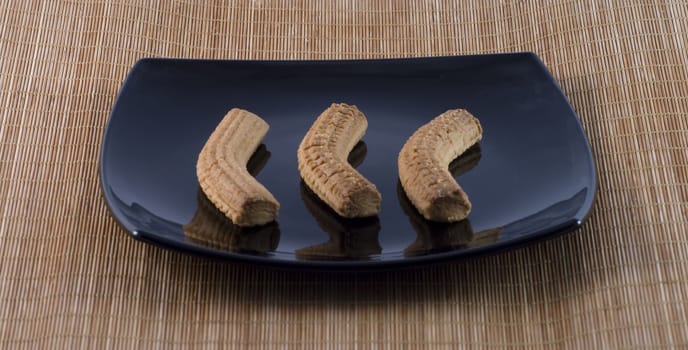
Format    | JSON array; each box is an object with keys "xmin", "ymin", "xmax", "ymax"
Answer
[
  {"xmin": 297, "ymin": 103, "xmax": 381, "ymax": 218},
  {"xmin": 398, "ymin": 109, "xmax": 482, "ymax": 222},
  {"xmin": 197, "ymin": 108, "xmax": 279, "ymax": 226}
]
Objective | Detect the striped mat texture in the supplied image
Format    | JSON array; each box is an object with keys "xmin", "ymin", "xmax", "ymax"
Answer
[{"xmin": 1, "ymin": 1, "xmax": 687, "ymax": 348}]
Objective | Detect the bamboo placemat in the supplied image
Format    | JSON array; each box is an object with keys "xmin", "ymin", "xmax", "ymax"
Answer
[{"xmin": 1, "ymin": 1, "xmax": 687, "ymax": 348}]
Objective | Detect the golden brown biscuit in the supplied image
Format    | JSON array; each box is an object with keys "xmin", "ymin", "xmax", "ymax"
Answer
[
  {"xmin": 398, "ymin": 109, "xmax": 483, "ymax": 222},
  {"xmin": 197, "ymin": 108, "xmax": 279, "ymax": 226},
  {"xmin": 297, "ymin": 103, "xmax": 381, "ymax": 218}
]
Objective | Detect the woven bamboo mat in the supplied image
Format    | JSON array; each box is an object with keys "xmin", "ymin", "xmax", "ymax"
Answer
[{"xmin": 1, "ymin": 0, "xmax": 687, "ymax": 348}]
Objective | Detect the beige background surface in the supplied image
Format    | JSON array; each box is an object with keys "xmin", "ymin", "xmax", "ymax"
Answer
[{"xmin": 1, "ymin": 1, "xmax": 687, "ymax": 348}]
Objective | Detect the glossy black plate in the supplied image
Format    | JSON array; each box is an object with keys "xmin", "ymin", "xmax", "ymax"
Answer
[{"xmin": 100, "ymin": 53, "xmax": 596, "ymax": 269}]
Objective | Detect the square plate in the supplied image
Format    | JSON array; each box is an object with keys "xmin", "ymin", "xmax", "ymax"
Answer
[{"xmin": 100, "ymin": 53, "xmax": 596, "ymax": 269}]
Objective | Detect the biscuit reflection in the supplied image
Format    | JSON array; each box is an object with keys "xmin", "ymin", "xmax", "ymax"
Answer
[
  {"xmin": 297, "ymin": 181, "xmax": 382, "ymax": 260},
  {"xmin": 399, "ymin": 144, "xmax": 501, "ymax": 257},
  {"xmin": 183, "ymin": 144, "xmax": 280, "ymax": 255},
  {"xmin": 296, "ymin": 141, "xmax": 382, "ymax": 260}
]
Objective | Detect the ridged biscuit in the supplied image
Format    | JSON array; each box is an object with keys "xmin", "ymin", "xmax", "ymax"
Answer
[
  {"xmin": 197, "ymin": 108, "xmax": 279, "ymax": 226},
  {"xmin": 398, "ymin": 109, "xmax": 483, "ymax": 222},
  {"xmin": 297, "ymin": 103, "xmax": 381, "ymax": 218}
]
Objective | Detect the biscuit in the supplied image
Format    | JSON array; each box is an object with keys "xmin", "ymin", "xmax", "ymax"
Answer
[
  {"xmin": 197, "ymin": 108, "xmax": 279, "ymax": 226},
  {"xmin": 398, "ymin": 109, "xmax": 482, "ymax": 222},
  {"xmin": 297, "ymin": 103, "xmax": 381, "ymax": 218}
]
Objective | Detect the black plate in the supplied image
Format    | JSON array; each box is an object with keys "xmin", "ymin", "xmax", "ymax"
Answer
[{"xmin": 100, "ymin": 53, "xmax": 596, "ymax": 269}]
